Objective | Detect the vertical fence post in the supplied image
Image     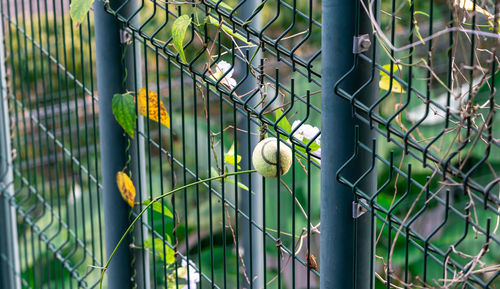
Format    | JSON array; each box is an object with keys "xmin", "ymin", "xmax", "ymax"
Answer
[
  {"xmin": 321, "ymin": 0, "xmax": 378, "ymax": 288},
  {"xmin": 237, "ymin": 0, "xmax": 264, "ymax": 287},
  {"xmin": 0, "ymin": 15, "xmax": 20, "ymax": 289},
  {"xmin": 94, "ymin": 1, "xmax": 148, "ymax": 288}
]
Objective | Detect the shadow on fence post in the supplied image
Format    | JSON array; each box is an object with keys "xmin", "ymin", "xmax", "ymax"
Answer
[
  {"xmin": 94, "ymin": 1, "xmax": 148, "ymax": 288},
  {"xmin": 321, "ymin": 0, "xmax": 378, "ymax": 288},
  {"xmin": 0, "ymin": 16, "xmax": 20, "ymax": 289}
]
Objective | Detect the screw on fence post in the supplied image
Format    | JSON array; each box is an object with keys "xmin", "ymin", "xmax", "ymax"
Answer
[
  {"xmin": 94, "ymin": 1, "xmax": 149, "ymax": 289},
  {"xmin": 0, "ymin": 16, "xmax": 21, "ymax": 289},
  {"xmin": 321, "ymin": 0, "xmax": 378, "ymax": 288},
  {"xmin": 237, "ymin": 0, "xmax": 264, "ymax": 287}
]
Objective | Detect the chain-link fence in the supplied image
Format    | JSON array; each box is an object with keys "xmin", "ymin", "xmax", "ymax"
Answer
[{"xmin": 0, "ymin": 0, "xmax": 499, "ymax": 288}]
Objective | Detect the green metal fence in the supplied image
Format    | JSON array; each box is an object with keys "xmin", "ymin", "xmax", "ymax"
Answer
[
  {"xmin": 0, "ymin": 0, "xmax": 499, "ymax": 288},
  {"xmin": 0, "ymin": 0, "xmax": 102, "ymax": 287}
]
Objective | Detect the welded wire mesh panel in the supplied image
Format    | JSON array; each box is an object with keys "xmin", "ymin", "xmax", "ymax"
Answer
[
  {"xmin": 3, "ymin": 0, "xmax": 498, "ymax": 288},
  {"xmin": 101, "ymin": 0, "xmax": 322, "ymax": 288},
  {"xmin": 0, "ymin": 0, "xmax": 104, "ymax": 287},
  {"xmin": 337, "ymin": 0, "xmax": 500, "ymax": 288}
]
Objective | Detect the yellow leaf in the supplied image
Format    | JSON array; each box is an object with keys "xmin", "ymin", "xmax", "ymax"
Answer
[
  {"xmin": 379, "ymin": 64, "xmax": 405, "ymax": 93},
  {"xmin": 380, "ymin": 64, "xmax": 400, "ymax": 75},
  {"xmin": 379, "ymin": 76, "xmax": 405, "ymax": 93},
  {"xmin": 456, "ymin": 0, "xmax": 494, "ymax": 19},
  {"xmin": 456, "ymin": 0, "xmax": 500, "ymax": 32},
  {"xmin": 224, "ymin": 142, "xmax": 241, "ymax": 169},
  {"xmin": 116, "ymin": 171, "xmax": 136, "ymax": 208},
  {"xmin": 137, "ymin": 88, "xmax": 171, "ymax": 128}
]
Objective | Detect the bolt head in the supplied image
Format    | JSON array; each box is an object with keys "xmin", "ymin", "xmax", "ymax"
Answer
[{"xmin": 360, "ymin": 38, "xmax": 371, "ymax": 49}]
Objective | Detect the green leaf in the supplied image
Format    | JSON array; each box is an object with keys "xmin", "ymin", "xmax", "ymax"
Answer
[
  {"xmin": 302, "ymin": 137, "xmax": 320, "ymax": 152},
  {"xmin": 70, "ymin": 0, "xmax": 95, "ymax": 25},
  {"xmin": 414, "ymin": 21, "xmax": 425, "ymax": 44},
  {"xmin": 207, "ymin": 16, "xmax": 252, "ymax": 45},
  {"xmin": 294, "ymin": 146, "xmax": 321, "ymax": 166},
  {"xmin": 225, "ymin": 177, "xmax": 250, "ymax": 191},
  {"xmin": 276, "ymin": 109, "xmax": 292, "ymax": 133},
  {"xmin": 224, "ymin": 143, "xmax": 241, "ymax": 169},
  {"xmin": 211, "ymin": 167, "xmax": 251, "ymax": 192},
  {"xmin": 274, "ymin": 109, "xmax": 292, "ymax": 141},
  {"xmin": 414, "ymin": 10, "xmax": 430, "ymax": 17},
  {"xmin": 112, "ymin": 93, "xmax": 137, "ymax": 138},
  {"xmin": 143, "ymin": 200, "xmax": 173, "ymax": 219},
  {"xmin": 216, "ymin": 1, "xmax": 233, "ymax": 11},
  {"xmin": 144, "ymin": 237, "xmax": 176, "ymax": 265},
  {"xmin": 211, "ymin": 167, "xmax": 220, "ymax": 179},
  {"xmin": 172, "ymin": 15, "xmax": 192, "ymax": 64}
]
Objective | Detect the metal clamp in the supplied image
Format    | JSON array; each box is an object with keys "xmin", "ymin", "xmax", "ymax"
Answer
[
  {"xmin": 120, "ymin": 29, "xmax": 132, "ymax": 45},
  {"xmin": 352, "ymin": 34, "xmax": 371, "ymax": 54},
  {"xmin": 352, "ymin": 199, "xmax": 368, "ymax": 219}
]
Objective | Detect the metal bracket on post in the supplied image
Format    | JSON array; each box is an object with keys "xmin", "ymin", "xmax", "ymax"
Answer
[
  {"xmin": 353, "ymin": 34, "xmax": 371, "ymax": 54},
  {"xmin": 120, "ymin": 29, "xmax": 132, "ymax": 45},
  {"xmin": 352, "ymin": 199, "xmax": 368, "ymax": 219}
]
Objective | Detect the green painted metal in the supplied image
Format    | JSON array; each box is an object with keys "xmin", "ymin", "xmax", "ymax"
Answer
[
  {"xmin": 0, "ymin": 14, "xmax": 20, "ymax": 289},
  {"xmin": 0, "ymin": 0, "xmax": 499, "ymax": 288},
  {"xmin": 237, "ymin": 1, "xmax": 264, "ymax": 288},
  {"xmin": 94, "ymin": 0, "xmax": 148, "ymax": 288},
  {"xmin": 320, "ymin": 0, "xmax": 378, "ymax": 287}
]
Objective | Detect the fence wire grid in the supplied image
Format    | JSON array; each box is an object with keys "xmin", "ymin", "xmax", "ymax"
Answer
[{"xmin": 0, "ymin": 0, "xmax": 499, "ymax": 289}]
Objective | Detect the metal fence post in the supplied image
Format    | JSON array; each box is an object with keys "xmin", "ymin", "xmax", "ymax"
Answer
[
  {"xmin": 239, "ymin": 0, "xmax": 266, "ymax": 289},
  {"xmin": 321, "ymin": 0, "xmax": 378, "ymax": 288},
  {"xmin": 237, "ymin": 0, "xmax": 264, "ymax": 287},
  {"xmin": 0, "ymin": 15, "xmax": 20, "ymax": 289},
  {"xmin": 94, "ymin": 1, "xmax": 148, "ymax": 288}
]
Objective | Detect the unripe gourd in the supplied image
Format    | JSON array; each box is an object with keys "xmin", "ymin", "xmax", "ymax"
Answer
[{"xmin": 252, "ymin": 137, "xmax": 293, "ymax": 178}]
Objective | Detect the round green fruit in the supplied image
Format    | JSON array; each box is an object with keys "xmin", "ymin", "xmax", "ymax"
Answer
[{"xmin": 252, "ymin": 137, "xmax": 293, "ymax": 178}]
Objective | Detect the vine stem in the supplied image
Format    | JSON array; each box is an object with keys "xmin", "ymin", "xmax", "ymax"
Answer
[
  {"xmin": 99, "ymin": 169, "xmax": 257, "ymax": 289},
  {"xmin": 122, "ymin": 138, "xmax": 131, "ymax": 173}
]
